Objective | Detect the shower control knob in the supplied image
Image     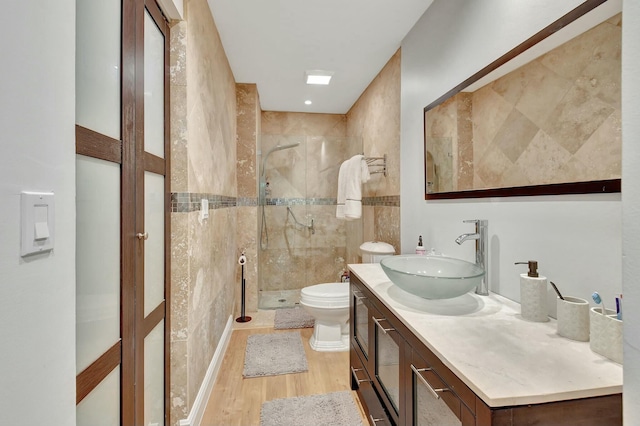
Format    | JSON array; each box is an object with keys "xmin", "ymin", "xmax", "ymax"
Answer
[{"xmin": 136, "ymin": 232, "xmax": 149, "ymax": 240}]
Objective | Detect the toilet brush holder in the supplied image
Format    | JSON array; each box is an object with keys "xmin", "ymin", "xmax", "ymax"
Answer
[{"xmin": 236, "ymin": 253, "xmax": 252, "ymax": 323}]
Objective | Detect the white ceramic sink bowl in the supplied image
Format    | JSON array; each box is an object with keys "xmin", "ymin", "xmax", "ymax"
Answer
[{"xmin": 380, "ymin": 255, "xmax": 485, "ymax": 299}]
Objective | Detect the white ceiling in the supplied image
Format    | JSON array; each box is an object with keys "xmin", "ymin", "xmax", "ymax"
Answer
[{"xmin": 206, "ymin": 0, "xmax": 434, "ymax": 114}]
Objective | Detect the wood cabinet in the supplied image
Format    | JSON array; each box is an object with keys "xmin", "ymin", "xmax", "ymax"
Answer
[{"xmin": 349, "ymin": 274, "xmax": 622, "ymax": 426}]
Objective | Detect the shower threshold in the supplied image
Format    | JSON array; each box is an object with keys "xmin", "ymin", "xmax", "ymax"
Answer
[{"xmin": 259, "ymin": 289, "xmax": 301, "ymax": 310}]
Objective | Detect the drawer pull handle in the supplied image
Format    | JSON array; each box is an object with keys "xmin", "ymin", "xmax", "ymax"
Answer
[
  {"xmin": 351, "ymin": 366, "xmax": 371, "ymax": 384},
  {"xmin": 411, "ymin": 364, "xmax": 448, "ymax": 400},
  {"xmin": 372, "ymin": 317, "xmax": 394, "ymax": 334},
  {"xmin": 369, "ymin": 414, "xmax": 386, "ymax": 424}
]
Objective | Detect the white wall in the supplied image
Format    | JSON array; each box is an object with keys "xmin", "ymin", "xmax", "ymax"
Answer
[
  {"xmin": 622, "ymin": 0, "xmax": 640, "ymax": 421},
  {"xmin": 0, "ymin": 1, "xmax": 76, "ymax": 425},
  {"xmin": 401, "ymin": 0, "xmax": 636, "ymax": 421}
]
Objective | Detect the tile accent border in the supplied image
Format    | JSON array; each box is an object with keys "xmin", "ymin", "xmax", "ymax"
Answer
[
  {"xmin": 170, "ymin": 194, "xmax": 400, "ymax": 212},
  {"xmin": 170, "ymin": 192, "xmax": 236, "ymax": 212},
  {"xmin": 265, "ymin": 197, "xmax": 336, "ymax": 206},
  {"xmin": 363, "ymin": 195, "xmax": 400, "ymax": 207}
]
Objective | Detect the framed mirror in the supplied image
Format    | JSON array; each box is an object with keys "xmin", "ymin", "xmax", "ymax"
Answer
[{"xmin": 424, "ymin": 0, "xmax": 621, "ymax": 200}]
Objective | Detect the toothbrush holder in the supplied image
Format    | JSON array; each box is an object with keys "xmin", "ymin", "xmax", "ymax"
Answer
[
  {"xmin": 556, "ymin": 296, "xmax": 589, "ymax": 342},
  {"xmin": 589, "ymin": 307, "xmax": 623, "ymax": 364}
]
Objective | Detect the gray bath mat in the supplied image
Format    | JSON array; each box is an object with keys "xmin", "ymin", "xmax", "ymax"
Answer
[
  {"xmin": 274, "ymin": 307, "xmax": 315, "ymax": 329},
  {"xmin": 260, "ymin": 391, "xmax": 363, "ymax": 426},
  {"xmin": 243, "ymin": 331, "xmax": 308, "ymax": 378}
]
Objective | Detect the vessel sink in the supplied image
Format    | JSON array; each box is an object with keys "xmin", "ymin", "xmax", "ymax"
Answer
[{"xmin": 380, "ymin": 255, "xmax": 485, "ymax": 299}]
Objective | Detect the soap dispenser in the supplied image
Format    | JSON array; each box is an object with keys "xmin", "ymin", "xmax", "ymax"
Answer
[
  {"xmin": 416, "ymin": 235, "xmax": 426, "ymax": 255},
  {"xmin": 515, "ymin": 260, "xmax": 549, "ymax": 322}
]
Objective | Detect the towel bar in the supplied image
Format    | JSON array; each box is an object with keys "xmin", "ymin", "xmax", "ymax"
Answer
[{"xmin": 364, "ymin": 154, "xmax": 387, "ymax": 177}]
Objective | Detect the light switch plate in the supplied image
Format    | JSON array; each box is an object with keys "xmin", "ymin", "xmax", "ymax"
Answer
[
  {"xmin": 21, "ymin": 191, "xmax": 55, "ymax": 256},
  {"xmin": 200, "ymin": 198, "xmax": 209, "ymax": 220}
]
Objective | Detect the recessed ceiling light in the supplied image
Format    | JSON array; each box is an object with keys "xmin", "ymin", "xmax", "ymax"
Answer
[
  {"xmin": 305, "ymin": 70, "xmax": 333, "ymax": 85},
  {"xmin": 304, "ymin": 100, "xmax": 312, "ymax": 105}
]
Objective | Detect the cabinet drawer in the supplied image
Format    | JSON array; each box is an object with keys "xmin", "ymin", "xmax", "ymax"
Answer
[
  {"xmin": 405, "ymin": 332, "xmax": 476, "ymax": 414},
  {"xmin": 351, "ymin": 346, "xmax": 394, "ymax": 426},
  {"xmin": 409, "ymin": 348, "xmax": 477, "ymax": 426}
]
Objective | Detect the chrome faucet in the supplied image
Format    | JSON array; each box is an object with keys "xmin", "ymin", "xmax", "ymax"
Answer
[{"xmin": 455, "ymin": 219, "xmax": 489, "ymax": 296}]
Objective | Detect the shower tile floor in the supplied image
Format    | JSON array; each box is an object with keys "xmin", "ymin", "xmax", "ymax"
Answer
[{"xmin": 259, "ymin": 289, "xmax": 302, "ymax": 310}]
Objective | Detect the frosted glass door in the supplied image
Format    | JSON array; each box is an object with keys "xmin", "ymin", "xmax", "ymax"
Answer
[
  {"xmin": 76, "ymin": 0, "xmax": 121, "ymax": 139},
  {"xmin": 76, "ymin": 156, "xmax": 121, "ymax": 373},
  {"xmin": 77, "ymin": 367, "xmax": 120, "ymax": 426},
  {"xmin": 144, "ymin": 10, "xmax": 165, "ymax": 159},
  {"xmin": 353, "ymin": 289, "xmax": 369, "ymax": 358},
  {"xmin": 142, "ymin": 6, "xmax": 167, "ymax": 425},
  {"xmin": 75, "ymin": 0, "xmax": 124, "ymax": 418},
  {"xmin": 76, "ymin": 0, "xmax": 168, "ymax": 424},
  {"xmin": 374, "ymin": 315, "xmax": 400, "ymax": 413},
  {"xmin": 144, "ymin": 172, "xmax": 165, "ymax": 316},
  {"xmin": 144, "ymin": 320, "xmax": 165, "ymax": 426}
]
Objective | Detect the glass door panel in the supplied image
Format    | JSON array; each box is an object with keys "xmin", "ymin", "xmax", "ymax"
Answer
[
  {"xmin": 76, "ymin": 366, "xmax": 120, "ymax": 426},
  {"xmin": 374, "ymin": 316, "xmax": 400, "ymax": 412},
  {"xmin": 353, "ymin": 290, "xmax": 369, "ymax": 358},
  {"xmin": 76, "ymin": 0, "xmax": 121, "ymax": 139},
  {"xmin": 144, "ymin": 320, "xmax": 165, "ymax": 426},
  {"xmin": 76, "ymin": 155, "xmax": 121, "ymax": 373},
  {"xmin": 143, "ymin": 9, "xmax": 165, "ymax": 159},
  {"xmin": 143, "ymin": 171, "xmax": 165, "ymax": 316},
  {"xmin": 414, "ymin": 375, "xmax": 461, "ymax": 426}
]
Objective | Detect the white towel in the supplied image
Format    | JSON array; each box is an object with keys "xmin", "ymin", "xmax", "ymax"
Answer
[
  {"xmin": 344, "ymin": 155, "xmax": 363, "ymax": 219},
  {"xmin": 336, "ymin": 159, "xmax": 349, "ymax": 219},
  {"xmin": 344, "ymin": 155, "xmax": 370, "ymax": 220}
]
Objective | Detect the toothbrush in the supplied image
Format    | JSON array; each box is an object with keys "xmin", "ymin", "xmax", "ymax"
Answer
[
  {"xmin": 592, "ymin": 292, "xmax": 606, "ymax": 315},
  {"xmin": 550, "ymin": 281, "xmax": 565, "ymax": 300}
]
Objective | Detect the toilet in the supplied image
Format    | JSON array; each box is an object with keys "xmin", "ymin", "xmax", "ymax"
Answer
[
  {"xmin": 300, "ymin": 283, "xmax": 350, "ymax": 352},
  {"xmin": 300, "ymin": 241, "xmax": 395, "ymax": 352}
]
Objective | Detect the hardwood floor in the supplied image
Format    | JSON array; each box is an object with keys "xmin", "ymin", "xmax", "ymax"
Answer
[{"xmin": 201, "ymin": 325, "xmax": 366, "ymax": 425}]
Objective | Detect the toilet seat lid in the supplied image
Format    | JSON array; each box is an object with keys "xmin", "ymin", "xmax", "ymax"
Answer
[{"xmin": 301, "ymin": 283, "xmax": 349, "ymax": 306}]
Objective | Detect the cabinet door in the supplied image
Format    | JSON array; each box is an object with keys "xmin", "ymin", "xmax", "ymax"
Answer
[
  {"xmin": 351, "ymin": 349, "xmax": 393, "ymax": 426},
  {"xmin": 409, "ymin": 349, "xmax": 476, "ymax": 426},
  {"xmin": 352, "ymin": 285, "xmax": 370, "ymax": 359},
  {"xmin": 372, "ymin": 305, "xmax": 403, "ymax": 421}
]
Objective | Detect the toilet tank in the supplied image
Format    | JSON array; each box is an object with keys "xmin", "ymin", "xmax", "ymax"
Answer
[{"xmin": 360, "ymin": 241, "xmax": 395, "ymax": 263}]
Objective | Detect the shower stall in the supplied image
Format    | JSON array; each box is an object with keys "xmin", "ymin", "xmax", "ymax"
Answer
[{"xmin": 258, "ymin": 133, "xmax": 351, "ymax": 309}]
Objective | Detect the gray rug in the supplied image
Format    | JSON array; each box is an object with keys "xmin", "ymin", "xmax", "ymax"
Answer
[
  {"xmin": 260, "ymin": 391, "xmax": 363, "ymax": 426},
  {"xmin": 274, "ymin": 307, "xmax": 315, "ymax": 329},
  {"xmin": 243, "ymin": 331, "xmax": 308, "ymax": 378}
]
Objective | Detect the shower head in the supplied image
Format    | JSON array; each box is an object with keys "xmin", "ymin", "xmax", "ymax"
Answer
[
  {"xmin": 261, "ymin": 142, "xmax": 300, "ymax": 177},
  {"xmin": 266, "ymin": 142, "xmax": 300, "ymax": 155}
]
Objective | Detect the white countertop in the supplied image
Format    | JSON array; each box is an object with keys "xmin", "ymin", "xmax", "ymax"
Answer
[{"xmin": 349, "ymin": 263, "xmax": 623, "ymax": 408}]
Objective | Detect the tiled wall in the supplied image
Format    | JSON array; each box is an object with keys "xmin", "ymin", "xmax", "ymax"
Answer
[
  {"xmin": 427, "ymin": 14, "xmax": 622, "ymax": 191},
  {"xmin": 347, "ymin": 49, "xmax": 402, "ymax": 258},
  {"xmin": 259, "ymin": 112, "xmax": 351, "ymax": 299},
  {"xmin": 236, "ymin": 83, "xmax": 260, "ymax": 313},
  {"xmin": 169, "ymin": 0, "xmax": 238, "ymax": 423}
]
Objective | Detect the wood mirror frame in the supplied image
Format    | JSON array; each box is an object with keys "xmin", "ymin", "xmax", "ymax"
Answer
[{"xmin": 424, "ymin": 0, "xmax": 621, "ymax": 200}]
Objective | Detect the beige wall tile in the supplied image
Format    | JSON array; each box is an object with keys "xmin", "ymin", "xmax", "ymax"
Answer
[
  {"xmin": 169, "ymin": 0, "xmax": 238, "ymax": 422},
  {"xmin": 348, "ymin": 49, "xmax": 401, "ymax": 197},
  {"xmin": 170, "ymin": 339, "xmax": 188, "ymax": 424},
  {"xmin": 236, "ymin": 206, "xmax": 258, "ymax": 313},
  {"xmin": 236, "ymin": 84, "xmax": 259, "ymax": 198}
]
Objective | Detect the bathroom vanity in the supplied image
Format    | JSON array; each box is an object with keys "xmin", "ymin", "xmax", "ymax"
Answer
[{"xmin": 348, "ymin": 263, "xmax": 623, "ymax": 426}]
